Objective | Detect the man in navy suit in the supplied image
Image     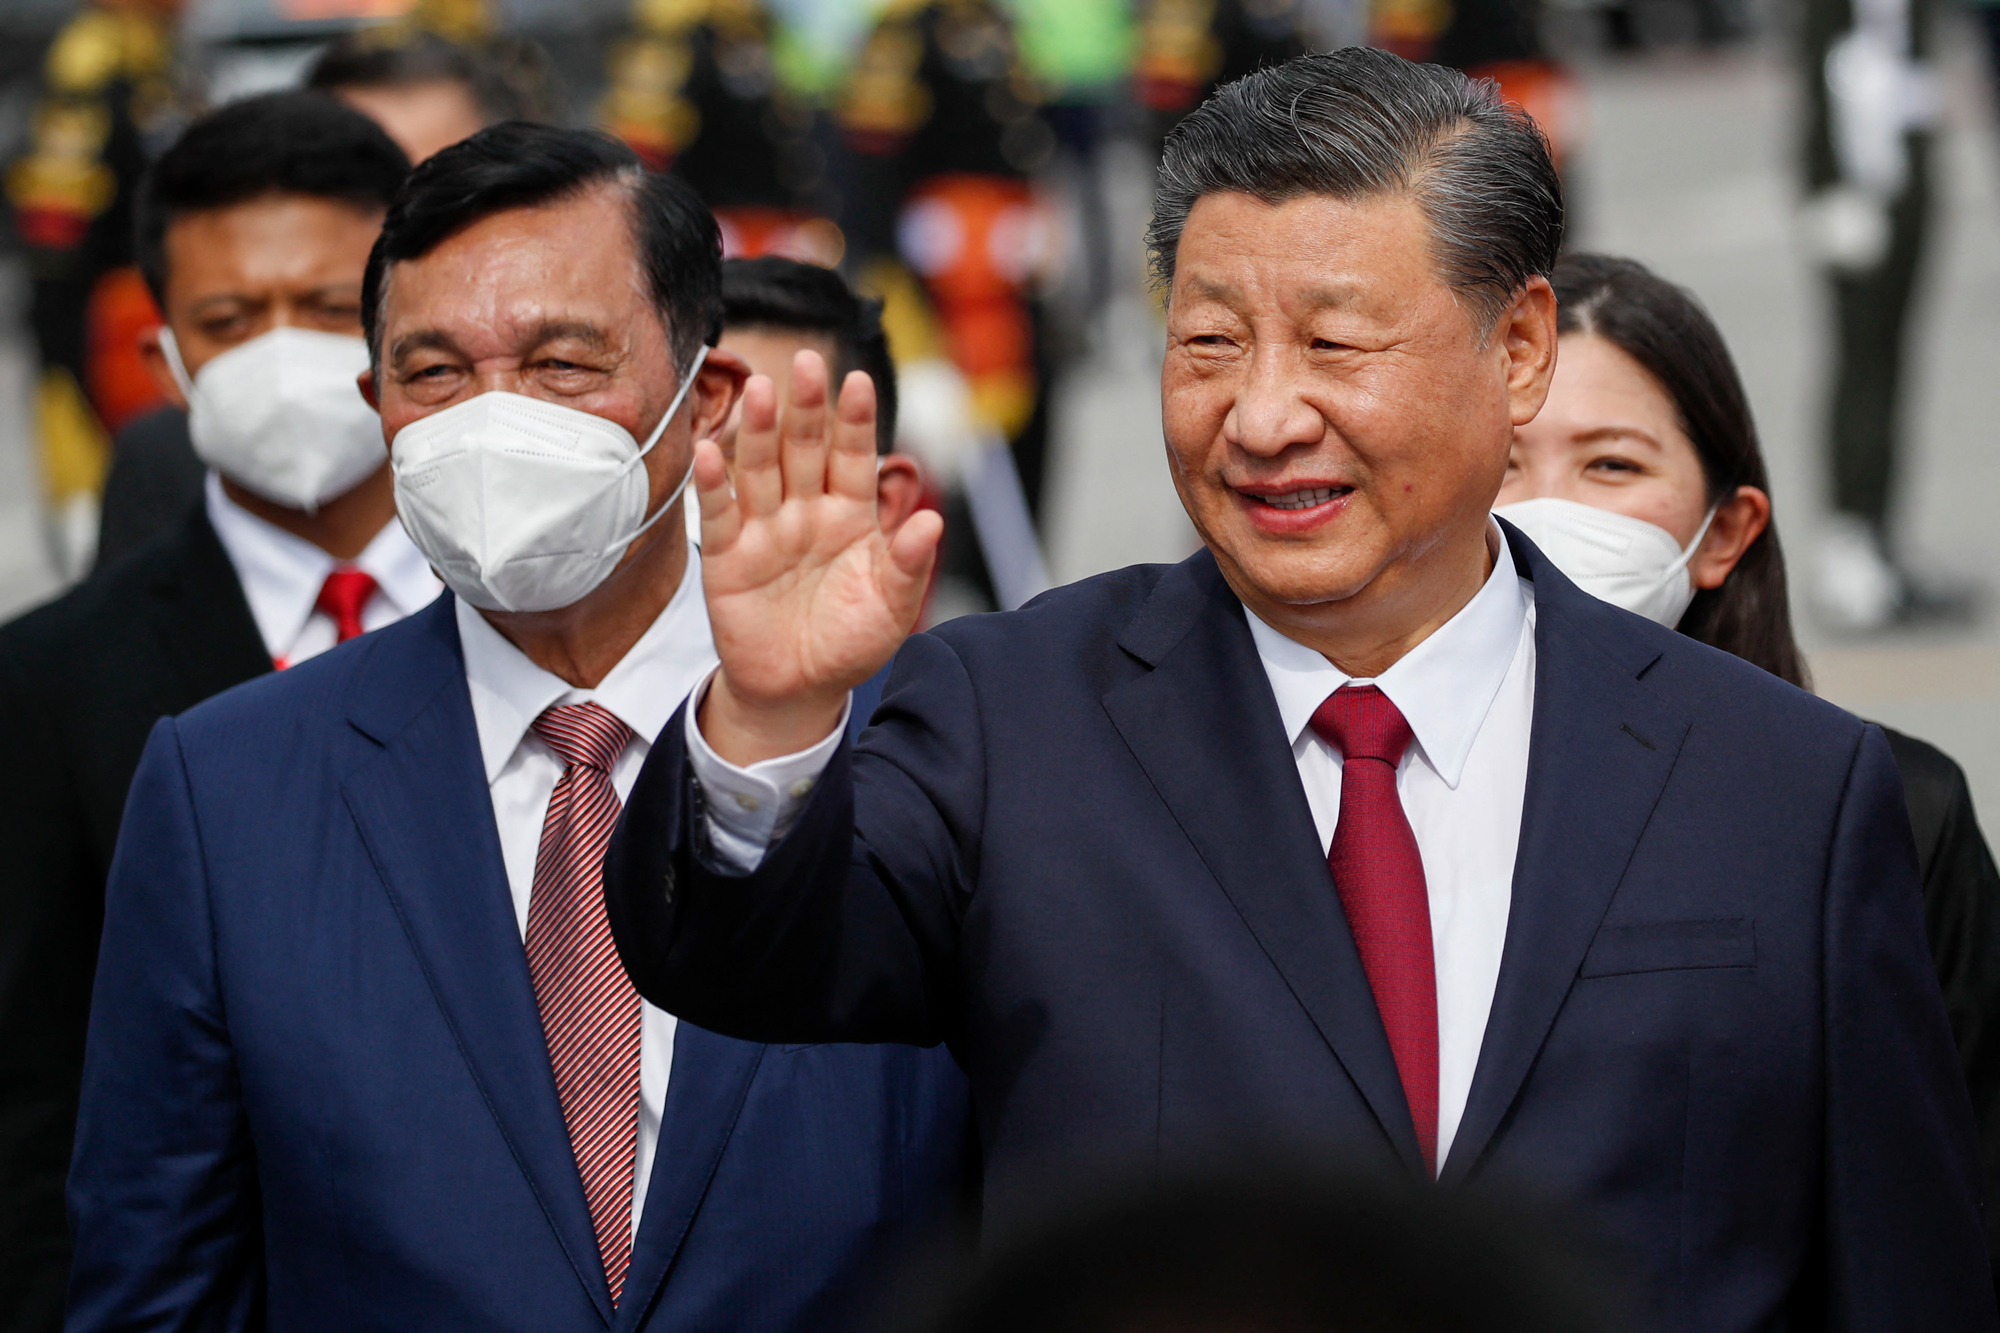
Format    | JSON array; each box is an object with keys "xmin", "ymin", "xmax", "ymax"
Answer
[
  {"xmin": 603, "ymin": 49, "xmax": 1997, "ymax": 1329},
  {"xmin": 67, "ymin": 125, "xmax": 967, "ymax": 1332}
]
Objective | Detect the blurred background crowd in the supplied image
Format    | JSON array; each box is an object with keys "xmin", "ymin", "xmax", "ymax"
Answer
[{"xmin": 1, "ymin": 0, "xmax": 1997, "ymax": 809}]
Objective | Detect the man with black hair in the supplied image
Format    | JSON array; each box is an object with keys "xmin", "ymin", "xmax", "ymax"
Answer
[
  {"xmin": 67, "ymin": 122, "xmax": 967, "ymax": 1333},
  {"xmin": 0, "ymin": 91, "xmax": 430, "ymax": 1333}
]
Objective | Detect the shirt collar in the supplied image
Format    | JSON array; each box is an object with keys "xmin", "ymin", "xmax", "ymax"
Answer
[
  {"xmin": 456, "ymin": 542, "xmax": 718, "ymax": 785},
  {"xmin": 204, "ymin": 470, "xmax": 439, "ymax": 658},
  {"xmin": 1243, "ymin": 520, "xmax": 1530, "ymax": 789}
]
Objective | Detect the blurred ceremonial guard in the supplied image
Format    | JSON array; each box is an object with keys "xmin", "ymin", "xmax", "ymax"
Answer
[
  {"xmin": 599, "ymin": 0, "xmax": 842, "ymax": 263},
  {"xmin": 836, "ymin": 0, "xmax": 1054, "ymax": 613},
  {"xmin": 5, "ymin": 0, "xmax": 186, "ymax": 578},
  {"xmin": 1798, "ymin": 0, "xmax": 1952, "ymax": 629},
  {"xmin": 1133, "ymin": 0, "xmax": 1308, "ymax": 139}
]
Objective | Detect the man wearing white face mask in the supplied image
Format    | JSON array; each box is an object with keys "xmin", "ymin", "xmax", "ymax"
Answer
[
  {"xmin": 65, "ymin": 122, "xmax": 970, "ymax": 1333},
  {"xmin": 0, "ymin": 92, "xmax": 429, "ymax": 1328}
]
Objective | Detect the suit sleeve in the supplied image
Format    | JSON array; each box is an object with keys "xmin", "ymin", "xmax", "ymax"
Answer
[
  {"xmin": 607, "ymin": 632, "xmax": 984, "ymax": 1048},
  {"xmin": 1820, "ymin": 724, "xmax": 1997, "ymax": 1327},
  {"xmin": 66, "ymin": 719, "xmax": 264, "ymax": 1333}
]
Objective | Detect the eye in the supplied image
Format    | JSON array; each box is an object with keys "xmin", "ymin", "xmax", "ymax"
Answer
[
  {"xmin": 1586, "ymin": 454, "xmax": 1644, "ymax": 476},
  {"xmin": 1308, "ymin": 337, "xmax": 1350, "ymax": 351},
  {"xmin": 197, "ymin": 314, "xmax": 249, "ymax": 341}
]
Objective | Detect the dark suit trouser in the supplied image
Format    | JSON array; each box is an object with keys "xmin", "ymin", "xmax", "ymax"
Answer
[{"xmin": 1826, "ymin": 135, "xmax": 1931, "ymax": 526}]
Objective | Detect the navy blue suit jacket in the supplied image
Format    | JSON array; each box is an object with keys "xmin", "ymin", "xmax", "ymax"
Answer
[
  {"xmin": 67, "ymin": 596, "xmax": 969, "ymax": 1333},
  {"xmin": 606, "ymin": 530, "xmax": 1995, "ymax": 1330}
]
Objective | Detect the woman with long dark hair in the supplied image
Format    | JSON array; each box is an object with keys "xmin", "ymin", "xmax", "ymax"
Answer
[{"xmin": 1498, "ymin": 252, "xmax": 2000, "ymax": 1288}]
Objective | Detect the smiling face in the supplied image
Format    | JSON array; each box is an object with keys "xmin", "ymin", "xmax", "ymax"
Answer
[{"xmin": 1161, "ymin": 189, "xmax": 1556, "ymax": 667}]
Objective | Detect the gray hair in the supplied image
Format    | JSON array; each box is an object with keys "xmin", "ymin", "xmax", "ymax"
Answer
[{"xmin": 1146, "ymin": 48, "xmax": 1564, "ymax": 329}]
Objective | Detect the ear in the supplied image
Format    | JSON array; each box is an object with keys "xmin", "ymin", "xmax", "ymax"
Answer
[
  {"xmin": 139, "ymin": 325, "xmax": 189, "ymax": 411},
  {"xmin": 357, "ymin": 367, "xmax": 380, "ymax": 412},
  {"xmin": 689, "ymin": 346, "xmax": 751, "ymax": 445},
  {"xmin": 875, "ymin": 453, "xmax": 925, "ymax": 535},
  {"xmin": 1690, "ymin": 485, "xmax": 1772, "ymax": 590},
  {"xmin": 1503, "ymin": 275, "xmax": 1559, "ymax": 428}
]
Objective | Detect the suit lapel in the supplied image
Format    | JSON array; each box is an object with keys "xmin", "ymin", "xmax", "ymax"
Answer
[
  {"xmin": 338, "ymin": 598, "xmax": 615, "ymax": 1325},
  {"xmin": 146, "ymin": 507, "xmax": 273, "ymax": 709},
  {"xmin": 1102, "ymin": 553, "xmax": 1423, "ymax": 1170},
  {"xmin": 614, "ymin": 1026, "xmax": 767, "ymax": 1331},
  {"xmin": 1440, "ymin": 540, "xmax": 1690, "ymax": 1184}
]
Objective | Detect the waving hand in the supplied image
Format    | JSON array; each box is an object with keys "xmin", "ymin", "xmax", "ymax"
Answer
[{"xmin": 694, "ymin": 351, "xmax": 942, "ymax": 764}]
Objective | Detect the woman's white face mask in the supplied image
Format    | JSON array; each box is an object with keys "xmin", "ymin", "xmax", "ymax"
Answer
[
  {"xmin": 161, "ymin": 326, "xmax": 385, "ymax": 513},
  {"xmin": 1493, "ymin": 496, "xmax": 1718, "ymax": 627},
  {"xmin": 390, "ymin": 347, "xmax": 708, "ymax": 614}
]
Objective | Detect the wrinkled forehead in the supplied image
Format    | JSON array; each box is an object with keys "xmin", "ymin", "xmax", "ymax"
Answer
[{"xmin": 376, "ymin": 188, "xmax": 670, "ymax": 362}]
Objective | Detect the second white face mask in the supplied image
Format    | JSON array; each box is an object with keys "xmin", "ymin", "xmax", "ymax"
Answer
[
  {"xmin": 1494, "ymin": 496, "xmax": 1717, "ymax": 628},
  {"xmin": 391, "ymin": 347, "xmax": 707, "ymax": 614},
  {"xmin": 161, "ymin": 327, "xmax": 384, "ymax": 513}
]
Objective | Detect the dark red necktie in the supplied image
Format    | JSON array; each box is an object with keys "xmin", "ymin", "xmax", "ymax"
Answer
[
  {"xmin": 316, "ymin": 568, "xmax": 379, "ymax": 643},
  {"xmin": 1309, "ymin": 684, "xmax": 1440, "ymax": 1173}
]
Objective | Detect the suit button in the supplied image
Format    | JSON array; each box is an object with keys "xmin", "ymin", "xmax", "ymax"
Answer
[{"xmin": 662, "ymin": 864, "xmax": 676, "ymax": 906}]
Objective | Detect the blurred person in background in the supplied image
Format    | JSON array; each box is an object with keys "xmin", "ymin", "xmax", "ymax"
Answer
[
  {"xmin": 66, "ymin": 122, "xmax": 968, "ymax": 1333},
  {"xmin": 910, "ymin": 1164, "xmax": 1623, "ymax": 1333},
  {"xmin": 604, "ymin": 49, "xmax": 1994, "ymax": 1329},
  {"xmin": 716, "ymin": 255, "xmax": 928, "ymax": 731},
  {"xmin": 1798, "ymin": 0, "xmax": 1958, "ymax": 629},
  {"xmin": 836, "ymin": 0, "xmax": 1057, "ymax": 615},
  {"xmin": 1497, "ymin": 250, "xmax": 2000, "ymax": 1290},
  {"xmin": 94, "ymin": 29, "xmax": 546, "ymax": 569},
  {"xmin": 308, "ymin": 25, "xmax": 555, "ymax": 167},
  {"xmin": 5, "ymin": 0, "xmax": 189, "ymax": 579},
  {"xmin": 0, "ymin": 92, "xmax": 423, "ymax": 1333},
  {"xmin": 596, "ymin": 0, "xmax": 841, "ymax": 266}
]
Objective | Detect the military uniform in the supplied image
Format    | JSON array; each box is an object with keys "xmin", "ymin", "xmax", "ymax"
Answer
[
  {"xmin": 600, "ymin": 0, "xmax": 840, "ymax": 263},
  {"xmin": 6, "ymin": 0, "xmax": 182, "ymax": 575}
]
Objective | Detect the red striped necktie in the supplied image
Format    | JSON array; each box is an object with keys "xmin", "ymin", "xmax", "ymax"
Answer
[
  {"xmin": 1309, "ymin": 684, "xmax": 1440, "ymax": 1174},
  {"xmin": 524, "ymin": 702, "xmax": 641, "ymax": 1304}
]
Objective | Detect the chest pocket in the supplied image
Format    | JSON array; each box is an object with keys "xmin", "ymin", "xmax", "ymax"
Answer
[{"xmin": 1581, "ymin": 918, "xmax": 1755, "ymax": 978}]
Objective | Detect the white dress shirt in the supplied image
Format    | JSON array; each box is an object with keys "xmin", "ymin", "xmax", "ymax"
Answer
[
  {"xmin": 457, "ymin": 542, "xmax": 718, "ymax": 1237},
  {"xmin": 204, "ymin": 470, "xmax": 440, "ymax": 666},
  {"xmin": 1241, "ymin": 525, "xmax": 1534, "ymax": 1167},
  {"xmin": 687, "ymin": 526, "xmax": 1536, "ymax": 1171}
]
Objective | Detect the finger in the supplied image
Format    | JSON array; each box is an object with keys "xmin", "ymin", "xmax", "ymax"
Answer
[
  {"xmin": 693, "ymin": 436, "xmax": 741, "ymax": 553},
  {"xmin": 733, "ymin": 374, "xmax": 782, "ymax": 518},
  {"xmin": 827, "ymin": 370, "xmax": 881, "ymax": 506},
  {"xmin": 882, "ymin": 507, "xmax": 943, "ymax": 629},
  {"xmin": 779, "ymin": 350, "xmax": 830, "ymax": 502}
]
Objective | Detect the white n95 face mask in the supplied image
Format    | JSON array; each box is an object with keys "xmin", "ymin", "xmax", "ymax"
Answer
[
  {"xmin": 160, "ymin": 326, "xmax": 385, "ymax": 513},
  {"xmin": 1494, "ymin": 496, "xmax": 1718, "ymax": 628},
  {"xmin": 391, "ymin": 347, "xmax": 708, "ymax": 614}
]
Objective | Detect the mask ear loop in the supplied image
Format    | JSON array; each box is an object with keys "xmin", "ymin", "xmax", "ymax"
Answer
[
  {"xmin": 157, "ymin": 327, "xmax": 197, "ymax": 401},
  {"xmin": 605, "ymin": 345, "xmax": 711, "ymax": 553},
  {"xmin": 1661, "ymin": 499, "xmax": 1724, "ymax": 586}
]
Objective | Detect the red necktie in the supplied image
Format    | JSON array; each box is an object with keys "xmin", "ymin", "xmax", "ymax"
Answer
[
  {"xmin": 1309, "ymin": 684, "xmax": 1440, "ymax": 1174},
  {"xmin": 524, "ymin": 703, "xmax": 642, "ymax": 1303},
  {"xmin": 315, "ymin": 568, "xmax": 379, "ymax": 643}
]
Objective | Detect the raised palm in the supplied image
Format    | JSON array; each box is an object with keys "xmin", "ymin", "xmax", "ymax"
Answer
[{"xmin": 694, "ymin": 353, "xmax": 941, "ymax": 762}]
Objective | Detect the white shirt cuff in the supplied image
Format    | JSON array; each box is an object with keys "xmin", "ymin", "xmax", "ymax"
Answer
[{"xmin": 682, "ymin": 668, "xmax": 849, "ymax": 872}]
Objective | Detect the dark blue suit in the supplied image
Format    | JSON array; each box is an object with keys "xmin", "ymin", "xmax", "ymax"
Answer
[
  {"xmin": 67, "ymin": 596, "xmax": 969, "ymax": 1333},
  {"xmin": 606, "ymin": 529, "xmax": 1995, "ymax": 1330}
]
